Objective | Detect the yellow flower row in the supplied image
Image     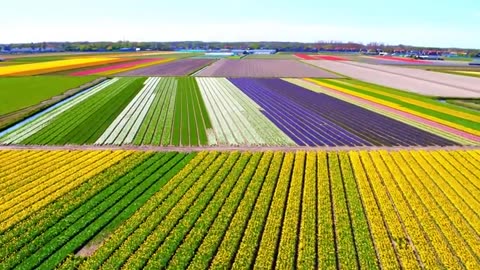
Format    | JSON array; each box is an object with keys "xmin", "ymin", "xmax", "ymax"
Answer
[
  {"xmin": 0, "ymin": 150, "xmax": 104, "ymax": 219},
  {"xmin": 0, "ymin": 150, "xmax": 51, "ymax": 177},
  {"xmin": 0, "ymin": 150, "xmax": 25, "ymax": 166},
  {"xmin": 0, "ymin": 57, "xmax": 126, "ymax": 76},
  {"xmin": 0, "ymin": 150, "xmax": 34, "ymax": 178},
  {"xmin": 0, "ymin": 150, "xmax": 40, "ymax": 173},
  {"xmin": 401, "ymin": 151, "xmax": 480, "ymax": 268},
  {"xmin": 276, "ymin": 151, "xmax": 305, "ymax": 270},
  {"xmin": 297, "ymin": 152, "xmax": 317, "ymax": 269},
  {"xmin": 333, "ymin": 79, "xmax": 480, "ymax": 123},
  {"xmin": 316, "ymin": 151, "xmax": 337, "ymax": 269},
  {"xmin": 358, "ymin": 151, "xmax": 421, "ymax": 269},
  {"xmin": 231, "ymin": 152, "xmax": 282, "ymax": 270},
  {"xmin": 0, "ymin": 150, "xmax": 89, "ymax": 206},
  {"xmin": 372, "ymin": 151, "xmax": 448, "ymax": 268},
  {"xmin": 308, "ymin": 79, "xmax": 480, "ymax": 137},
  {"xmin": 452, "ymin": 151, "xmax": 480, "ymax": 180},
  {"xmin": 433, "ymin": 151, "xmax": 480, "ymax": 200},
  {"xmin": 0, "ymin": 150, "xmax": 70, "ymax": 196},
  {"xmin": 413, "ymin": 151, "xmax": 480, "ymax": 235},
  {"xmin": 254, "ymin": 152, "xmax": 294, "ymax": 270},
  {"xmin": 349, "ymin": 152, "xmax": 400, "ymax": 269},
  {"xmin": 0, "ymin": 150, "xmax": 131, "ymax": 232}
]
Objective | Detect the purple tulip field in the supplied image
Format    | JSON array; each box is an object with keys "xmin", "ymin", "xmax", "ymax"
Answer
[
  {"xmin": 118, "ymin": 59, "xmax": 214, "ymax": 76},
  {"xmin": 229, "ymin": 78, "xmax": 456, "ymax": 146},
  {"xmin": 195, "ymin": 59, "xmax": 340, "ymax": 77}
]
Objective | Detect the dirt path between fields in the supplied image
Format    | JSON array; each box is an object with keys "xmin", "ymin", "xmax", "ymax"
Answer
[{"xmin": 1, "ymin": 144, "xmax": 479, "ymax": 152}]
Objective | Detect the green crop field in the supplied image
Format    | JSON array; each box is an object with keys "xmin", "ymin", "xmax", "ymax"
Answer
[{"xmin": 0, "ymin": 75, "xmax": 97, "ymax": 116}]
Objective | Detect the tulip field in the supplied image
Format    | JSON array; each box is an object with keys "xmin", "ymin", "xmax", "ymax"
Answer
[
  {"xmin": 2, "ymin": 76, "xmax": 477, "ymax": 147},
  {"xmin": 0, "ymin": 149, "xmax": 479, "ymax": 269},
  {"xmin": 1, "ymin": 53, "xmax": 480, "ymax": 269},
  {"xmin": 0, "ymin": 57, "xmax": 130, "ymax": 76}
]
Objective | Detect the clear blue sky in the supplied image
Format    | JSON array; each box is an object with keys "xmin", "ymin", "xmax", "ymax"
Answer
[{"xmin": 1, "ymin": 0, "xmax": 479, "ymax": 48}]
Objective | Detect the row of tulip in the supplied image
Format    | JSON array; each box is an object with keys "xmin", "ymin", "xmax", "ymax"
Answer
[
  {"xmin": 78, "ymin": 152, "xmax": 205, "ymax": 270},
  {"xmin": 0, "ymin": 57, "xmax": 127, "ymax": 76},
  {"xmin": 2, "ymin": 151, "xmax": 131, "ymax": 268},
  {"xmin": 0, "ymin": 151, "xmax": 109, "ymax": 229},
  {"xmin": 133, "ymin": 77, "xmax": 178, "ymax": 146},
  {"xmin": 370, "ymin": 151, "xmax": 441, "ymax": 268},
  {"xmin": 335, "ymin": 79, "xmax": 480, "ymax": 123},
  {"xmin": 197, "ymin": 78, "xmax": 294, "ymax": 146},
  {"xmin": 385, "ymin": 151, "xmax": 470, "ymax": 268},
  {"xmin": 169, "ymin": 77, "xmax": 211, "ymax": 146},
  {"xmin": 231, "ymin": 152, "xmax": 283, "ymax": 270},
  {"xmin": 122, "ymin": 152, "xmax": 229, "ymax": 270},
  {"xmin": 307, "ymin": 79, "xmax": 480, "ymax": 142},
  {"xmin": 33, "ymin": 78, "xmax": 143, "ymax": 145},
  {"xmin": 186, "ymin": 153, "xmax": 263, "ymax": 270},
  {"xmin": 145, "ymin": 152, "xmax": 243, "ymax": 269},
  {"xmin": 0, "ymin": 151, "xmax": 146, "ymax": 268},
  {"xmin": 96, "ymin": 77, "xmax": 161, "ymax": 145},
  {"xmin": 1, "ymin": 149, "xmax": 479, "ymax": 269},
  {"xmin": 286, "ymin": 78, "xmax": 477, "ymax": 145},
  {"xmin": 0, "ymin": 150, "xmax": 67, "ymax": 196},
  {"xmin": 1, "ymin": 151, "xmax": 142, "ymax": 269},
  {"xmin": 209, "ymin": 152, "xmax": 273, "ymax": 269},
  {"xmin": 165, "ymin": 153, "xmax": 251, "ymax": 270},
  {"xmin": 94, "ymin": 152, "xmax": 218, "ymax": 269}
]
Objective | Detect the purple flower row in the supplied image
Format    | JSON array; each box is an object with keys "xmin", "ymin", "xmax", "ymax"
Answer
[
  {"xmin": 230, "ymin": 78, "xmax": 458, "ymax": 147},
  {"xmin": 118, "ymin": 59, "xmax": 214, "ymax": 76}
]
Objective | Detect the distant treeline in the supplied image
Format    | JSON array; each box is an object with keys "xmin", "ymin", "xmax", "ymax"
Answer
[{"xmin": 1, "ymin": 41, "xmax": 479, "ymax": 56}]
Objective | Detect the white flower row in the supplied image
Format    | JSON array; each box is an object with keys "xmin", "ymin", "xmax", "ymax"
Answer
[
  {"xmin": 0, "ymin": 78, "xmax": 118, "ymax": 145},
  {"xmin": 96, "ymin": 77, "xmax": 161, "ymax": 145},
  {"xmin": 196, "ymin": 77, "xmax": 295, "ymax": 146},
  {"xmin": 222, "ymin": 79, "xmax": 296, "ymax": 146}
]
